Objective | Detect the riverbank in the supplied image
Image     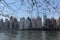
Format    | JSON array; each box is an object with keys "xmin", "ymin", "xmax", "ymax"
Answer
[
  {"xmin": 18, "ymin": 27, "xmax": 60, "ymax": 31},
  {"xmin": 0, "ymin": 26, "xmax": 60, "ymax": 31}
]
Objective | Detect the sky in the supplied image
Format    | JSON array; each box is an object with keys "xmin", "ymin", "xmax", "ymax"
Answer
[{"xmin": 0, "ymin": 0, "xmax": 60, "ymax": 21}]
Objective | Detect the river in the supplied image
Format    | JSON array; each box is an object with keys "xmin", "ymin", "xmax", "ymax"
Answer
[{"xmin": 0, "ymin": 30, "xmax": 60, "ymax": 40}]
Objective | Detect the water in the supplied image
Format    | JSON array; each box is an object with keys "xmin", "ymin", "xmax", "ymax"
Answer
[{"xmin": 0, "ymin": 30, "xmax": 60, "ymax": 40}]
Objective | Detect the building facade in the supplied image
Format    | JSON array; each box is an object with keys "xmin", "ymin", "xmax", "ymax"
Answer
[
  {"xmin": 19, "ymin": 17, "xmax": 25, "ymax": 29},
  {"xmin": 44, "ymin": 18, "xmax": 52, "ymax": 27},
  {"xmin": 13, "ymin": 18, "xmax": 19, "ymax": 30},
  {"xmin": 31, "ymin": 18, "xmax": 36, "ymax": 28},
  {"xmin": 35, "ymin": 16, "xmax": 42, "ymax": 28},
  {"xmin": 5, "ymin": 19, "xmax": 10, "ymax": 29},
  {"xmin": 57, "ymin": 17, "xmax": 60, "ymax": 27},
  {"xmin": 50, "ymin": 17, "xmax": 57, "ymax": 27},
  {"xmin": 0, "ymin": 18, "xmax": 5, "ymax": 30},
  {"xmin": 9, "ymin": 16, "xmax": 14, "ymax": 29}
]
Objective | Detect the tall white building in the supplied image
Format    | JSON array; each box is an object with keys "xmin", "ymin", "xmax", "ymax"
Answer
[
  {"xmin": 19, "ymin": 17, "xmax": 25, "ymax": 29},
  {"xmin": 24, "ymin": 19, "xmax": 30, "ymax": 29},
  {"xmin": 19, "ymin": 17, "xmax": 31, "ymax": 29}
]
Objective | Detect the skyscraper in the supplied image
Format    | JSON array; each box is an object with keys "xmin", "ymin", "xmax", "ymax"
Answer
[
  {"xmin": 5, "ymin": 19, "xmax": 9, "ymax": 29},
  {"xmin": 31, "ymin": 18, "xmax": 36, "ymax": 28},
  {"xmin": 27, "ymin": 17, "xmax": 32, "ymax": 29},
  {"xmin": 19, "ymin": 17, "xmax": 32, "ymax": 29},
  {"xmin": 50, "ymin": 17, "xmax": 57, "ymax": 27},
  {"xmin": 24, "ymin": 19, "xmax": 30, "ymax": 29},
  {"xmin": 19, "ymin": 17, "xmax": 25, "ymax": 29},
  {"xmin": 43, "ymin": 14, "xmax": 47, "ymax": 26},
  {"xmin": 44, "ymin": 18, "xmax": 52, "ymax": 27},
  {"xmin": 9, "ymin": 16, "xmax": 14, "ymax": 29},
  {"xmin": 13, "ymin": 18, "xmax": 19, "ymax": 30},
  {"xmin": 35, "ymin": 16, "xmax": 42, "ymax": 28},
  {"xmin": 43, "ymin": 14, "xmax": 47, "ymax": 20},
  {"xmin": 0, "ymin": 18, "xmax": 5, "ymax": 30},
  {"xmin": 56, "ymin": 17, "xmax": 60, "ymax": 27}
]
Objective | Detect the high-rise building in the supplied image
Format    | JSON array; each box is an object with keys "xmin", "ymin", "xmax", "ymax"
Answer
[
  {"xmin": 56, "ymin": 17, "xmax": 60, "ymax": 27},
  {"xmin": 43, "ymin": 14, "xmax": 47, "ymax": 21},
  {"xmin": 27, "ymin": 17, "xmax": 32, "ymax": 29},
  {"xmin": 0, "ymin": 18, "xmax": 5, "ymax": 30},
  {"xmin": 43, "ymin": 14, "xmax": 47, "ymax": 26},
  {"xmin": 31, "ymin": 18, "xmax": 36, "ymax": 28},
  {"xmin": 50, "ymin": 17, "xmax": 57, "ymax": 27},
  {"xmin": 5, "ymin": 19, "xmax": 9, "ymax": 29},
  {"xmin": 24, "ymin": 19, "xmax": 30, "ymax": 29},
  {"xmin": 19, "ymin": 17, "xmax": 32, "ymax": 29},
  {"xmin": 13, "ymin": 18, "xmax": 19, "ymax": 30},
  {"xmin": 57, "ymin": 20, "xmax": 59, "ymax": 26},
  {"xmin": 19, "ymin": 17, "xmax": 25, "ymax": 29},
  {"xmin": 44, "ymin": 18, "xmax": 52, "ymax": 27},
  {"xmin": 35, "ymin": 16, "xmax": 42, "ymax": 28},
  {"xmin": 9, "ymin": 16, "xmax": 14, "ymax": 29}
]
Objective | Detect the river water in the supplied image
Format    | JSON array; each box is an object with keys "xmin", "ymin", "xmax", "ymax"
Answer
[{"xmin": 0, "ymin": 30, "xmax": 60, "ymax": 40}]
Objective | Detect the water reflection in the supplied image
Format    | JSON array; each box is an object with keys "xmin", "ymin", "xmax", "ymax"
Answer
[
  {"xmin": 7, "ymin": 30, "xmax": 17, "ymax": 40},
  {"xmin": 43, "ymin": 31, "xmax": 58, "ymax": 40},
  {"xmin": 0, "ymin": 30, "xmax": 60, "ymax": 40}
]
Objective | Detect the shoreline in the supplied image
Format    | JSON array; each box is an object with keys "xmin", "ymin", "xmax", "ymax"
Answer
[
  {"xmin": 0, "ymin": 27, "xmax": 60, "ymax": 31},
  {"xmin": 18, "ymin": 27, "xmax": 60, "ymax": 31}
]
